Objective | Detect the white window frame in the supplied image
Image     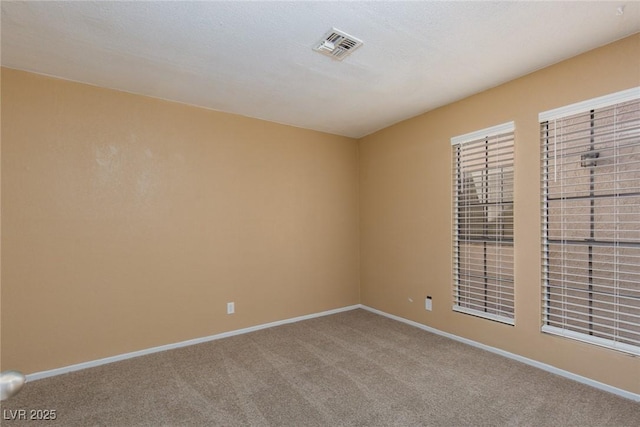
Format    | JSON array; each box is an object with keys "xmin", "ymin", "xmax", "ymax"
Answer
[
  {"xmin": 539, "ymin": 87, "xmax": 640, "ymax": 356},
  {"xmin": 452, "ymin": 122, "xmax": 515, "ymax": 325}
]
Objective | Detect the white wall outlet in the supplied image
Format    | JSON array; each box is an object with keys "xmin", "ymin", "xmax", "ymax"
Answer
[
  {"xmin": 425, "ymin": 296, "xmax": 432, "ymax": 311},
  {"xmin": 227, "ymin": 302, "xmax": 235, "ymax": 314}
]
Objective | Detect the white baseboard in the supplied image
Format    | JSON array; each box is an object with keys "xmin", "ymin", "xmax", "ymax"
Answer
[
  {"xmin": 359, "ymin": 304, "xmax": 640, "ymax": 402},
  {"xmin": 25, "ymin": 303, "xmax": 640, "ymax": 402},
  {"xmin": 26, "ymin": 304, "xmax": 361, "ymax": 382}
]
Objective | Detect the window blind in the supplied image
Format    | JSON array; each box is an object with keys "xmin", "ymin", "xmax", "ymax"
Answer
[
  {"xmin": 452, "ymin": 122, "xmax": 515, "ymax": 325},
  {"xmin": 540, "ymin": 87, "xmax": 640, "ymax": 355}
]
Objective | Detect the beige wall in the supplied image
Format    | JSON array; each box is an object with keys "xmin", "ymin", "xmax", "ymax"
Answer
[
  {"xmin": 1, "ymin": 68, "xmax": 360, "ymax": 373},
  {"xmin": 359, "ymin": 33, "xmax": 640, "ymax": 394}
]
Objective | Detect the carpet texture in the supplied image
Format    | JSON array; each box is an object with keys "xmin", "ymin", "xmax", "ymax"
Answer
[{"xmin": 1, "ymin": 309, "xmax": 638, "ymax": 426}]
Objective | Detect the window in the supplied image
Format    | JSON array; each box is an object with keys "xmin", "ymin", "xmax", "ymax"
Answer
[
  {"xmin": 540, "ymin": 88, "xmax": 640, "ymax": 355},
  {"xmin": 452, "ymin": 122, "xmax": 515, "ymax": 324}
]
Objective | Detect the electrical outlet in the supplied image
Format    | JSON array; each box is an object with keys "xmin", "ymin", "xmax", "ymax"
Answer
[
  {"xmin": 227, "ymin": 302, "xmax": 235, "ymax": 314},
  {"xmin": 425, "ymin": 296, "xmax": 432, "ymax": 311}
]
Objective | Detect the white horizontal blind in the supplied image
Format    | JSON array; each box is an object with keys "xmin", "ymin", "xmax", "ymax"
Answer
[
  {"xmin": 540, "ymin": 89, "xmax": 640, "ymax": 355},
  {"xmin": 452, "ymin": 123, "xmax": 515, "ymax": 325}
]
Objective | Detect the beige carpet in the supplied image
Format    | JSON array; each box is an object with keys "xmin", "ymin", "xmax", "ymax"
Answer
[{"xmin": 1, "ymin": 309, "xmax": 639, "ymax": 426}]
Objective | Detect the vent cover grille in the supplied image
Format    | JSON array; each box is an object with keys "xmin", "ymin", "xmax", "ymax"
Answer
[{"xmin": 313, "ymin": 28, "xmax": 363, "ymax": 60}]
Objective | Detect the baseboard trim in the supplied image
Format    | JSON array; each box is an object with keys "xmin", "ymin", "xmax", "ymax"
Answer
[
  {"xmin": 360, "ymin": 305, "xmax": 640, "ymax": 402},
  {"xmin": 26, "ymin": 304, "xmax": 361, "ymax": 382},
  {"xmin": 25, "ymin": 303, "xmax": 640, "ymax": 402}
]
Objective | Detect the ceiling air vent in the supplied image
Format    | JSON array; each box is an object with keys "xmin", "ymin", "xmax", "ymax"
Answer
[{"xmin": 313, "ymin": 28, "xmax": 363, "ymax": 61}]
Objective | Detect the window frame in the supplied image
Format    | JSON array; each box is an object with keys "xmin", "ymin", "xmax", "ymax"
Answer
[
  {"xmin": 539, "ymin": 87, "xmax": 640, "ymax": 356},
  {"xmin": 451, "ymin": 121, "xmax": 516, "ymax": 325}
]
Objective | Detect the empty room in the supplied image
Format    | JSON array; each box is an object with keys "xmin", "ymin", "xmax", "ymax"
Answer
[{"xmin": 1, "ymin": 1, "xmax": 639, "ymax": 426}]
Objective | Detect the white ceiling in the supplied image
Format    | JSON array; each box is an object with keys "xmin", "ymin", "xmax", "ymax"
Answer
[{"xmin": 2, "ymin": 1, "xmax": 639, "ymax": 138}]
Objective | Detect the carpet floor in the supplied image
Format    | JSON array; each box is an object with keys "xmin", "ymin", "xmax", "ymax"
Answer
[{"xmin": 1, "ymin": 309, "xmax": 639, "ymax": 426}]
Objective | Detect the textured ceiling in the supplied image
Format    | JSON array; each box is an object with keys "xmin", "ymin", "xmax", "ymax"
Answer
[{"xmin": 2, "ymin": 1, "xmax": 639, "ymax": 138}]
